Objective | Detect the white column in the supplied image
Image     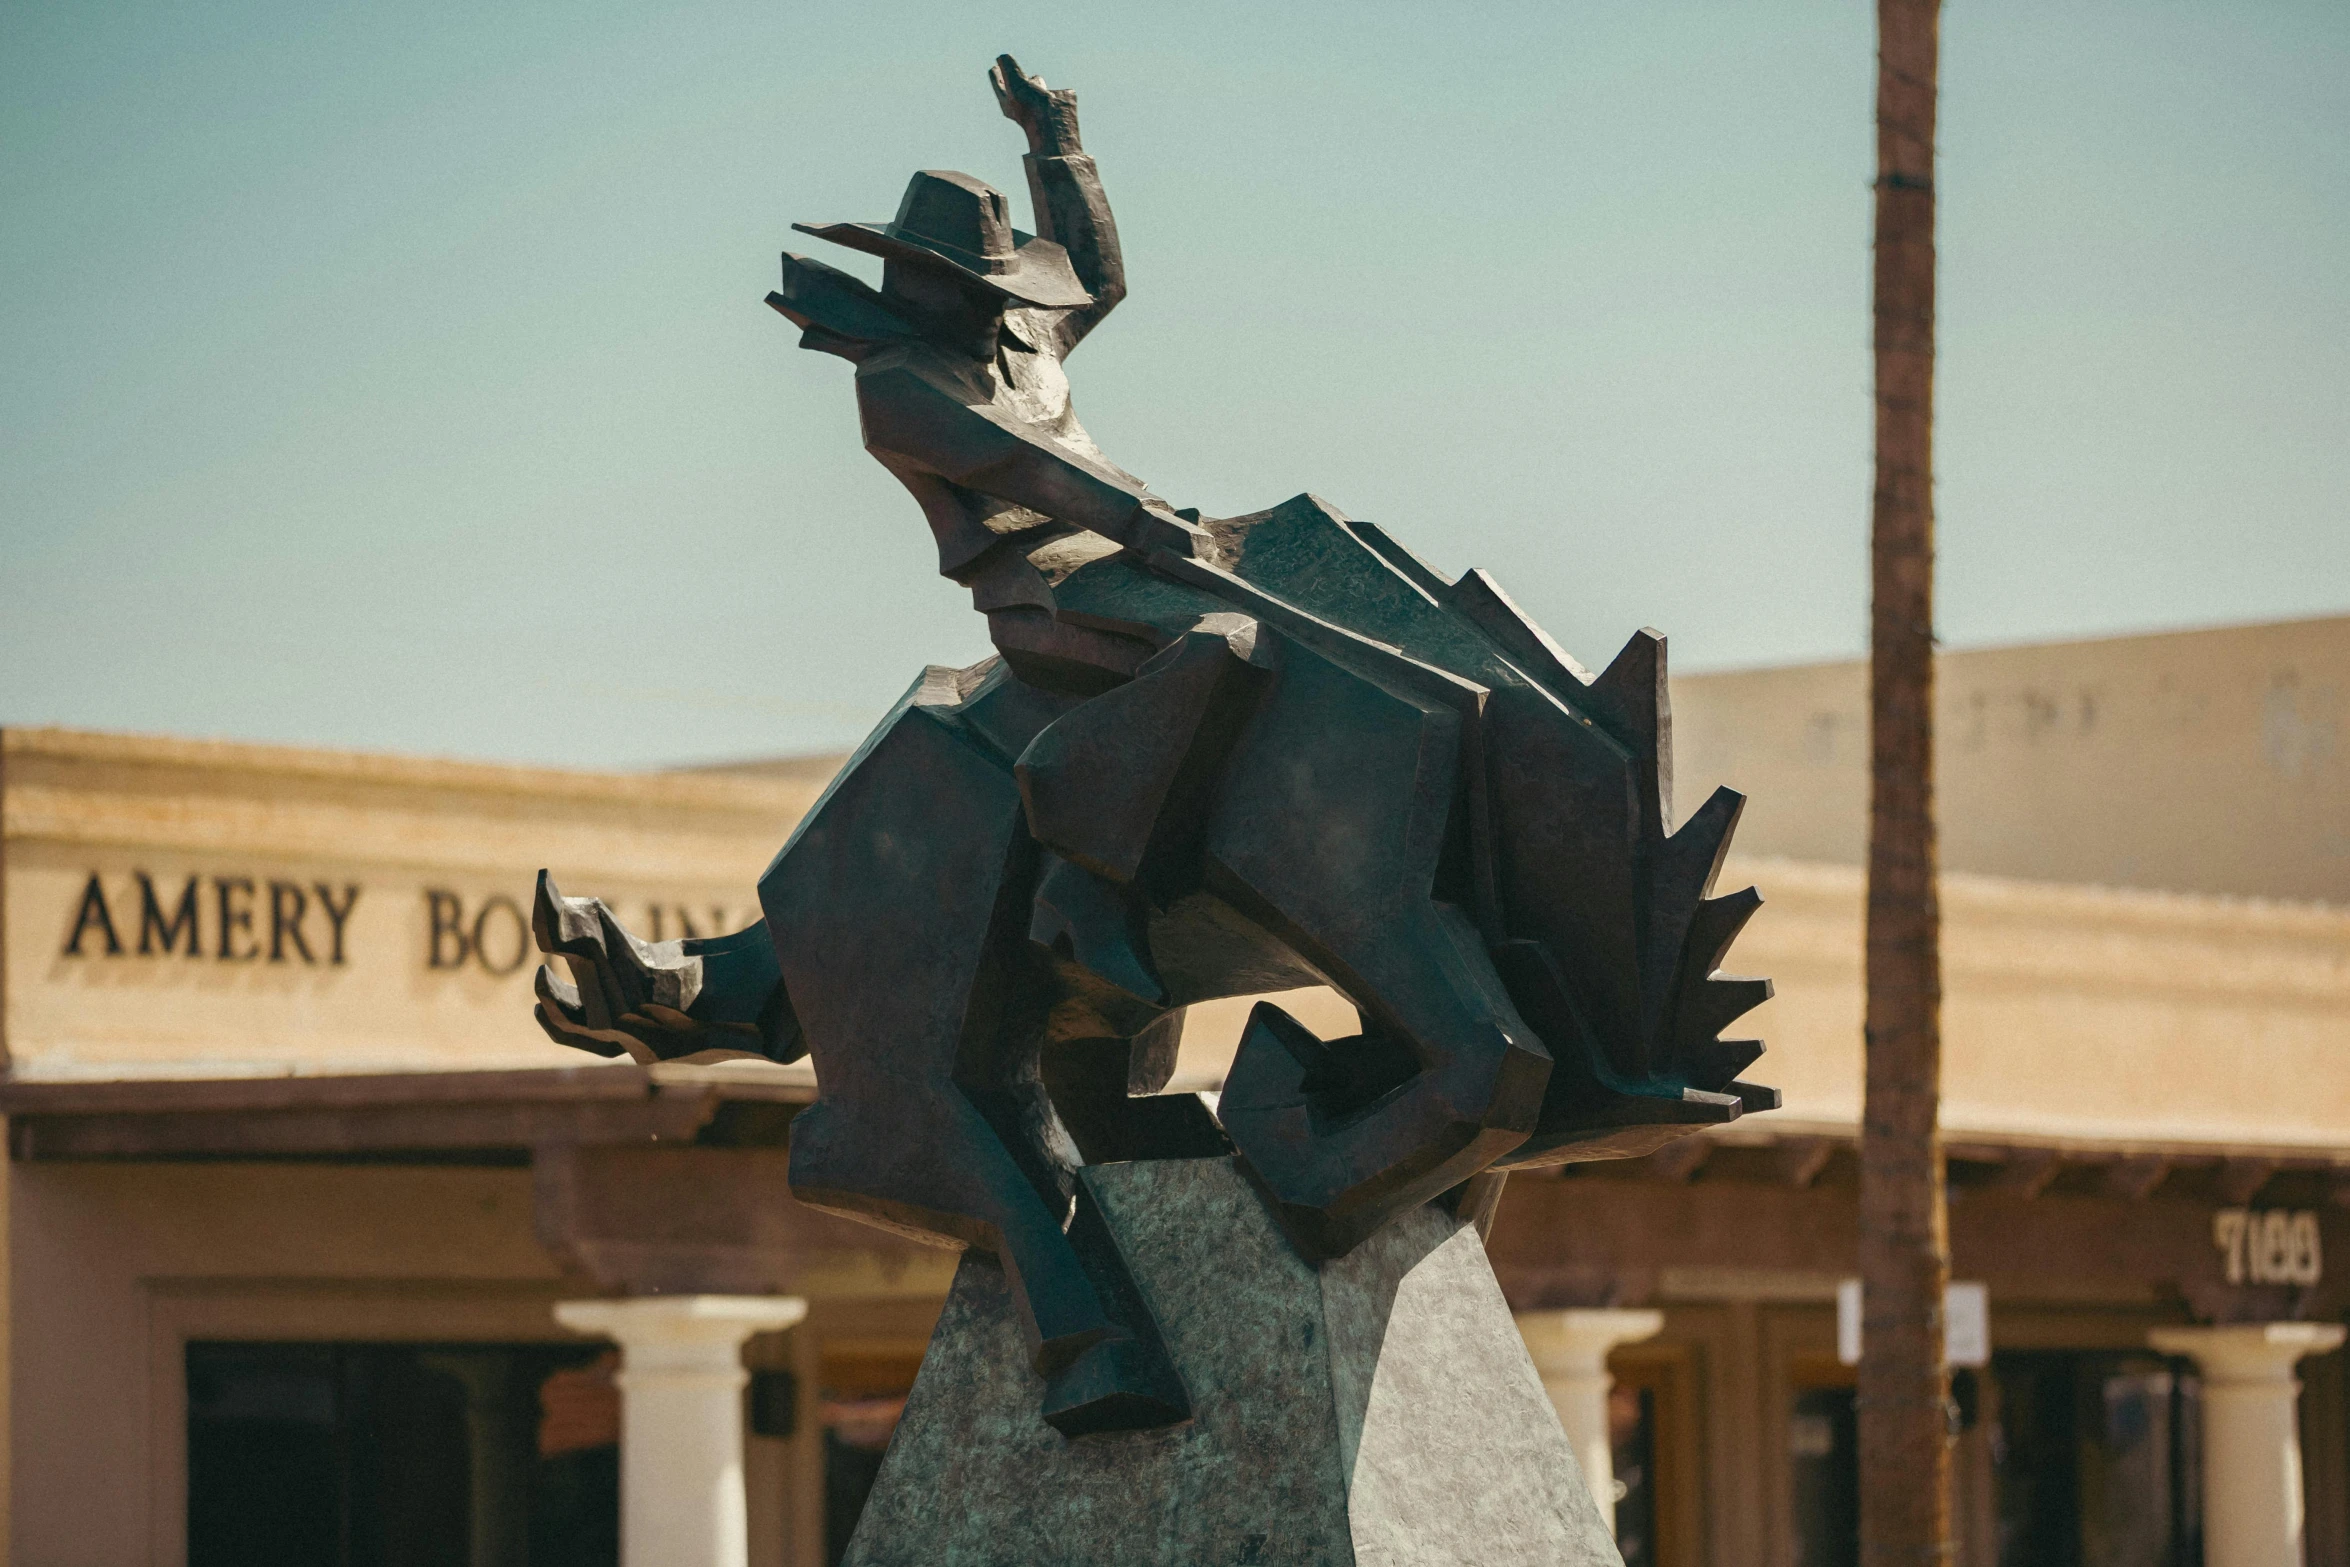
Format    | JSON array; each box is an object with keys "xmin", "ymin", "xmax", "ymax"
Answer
[
  {"xmin": 2150, "ymin": 1321, "xmax": 2346, "ymax": 1567},
  {"xmin": 559, "ymin": 1295, "xmax": 810, "ymax": 1567},
  {"xmin": 1518, "ymin": 1307, "xmax": 1665, "ymax": 1538}
]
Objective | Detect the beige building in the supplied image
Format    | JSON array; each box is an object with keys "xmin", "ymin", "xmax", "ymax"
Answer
[{"xmin": 3, "ymin": 614, "xmax": 2345, "ymax": 1567}]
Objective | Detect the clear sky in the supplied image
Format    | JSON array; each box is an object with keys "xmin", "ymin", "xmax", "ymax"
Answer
[{"xmin": 4, "ymin": 1, "xmax": 2344, "ymax": 768}]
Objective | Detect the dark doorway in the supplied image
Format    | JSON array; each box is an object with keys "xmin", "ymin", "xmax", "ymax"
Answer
[
  {"xmin": 819, "ymin": 1342, "xmax": 925, "ymax": 1565},
  {"xmin": 1989, "ymin": 1350, "xmax": 2202, "ymax": 1567},
  {"xmin": 1782, "ymin": 1353, "xmax": 2204, "ymax": 1567},
  {"xmin": 1611, "ymin": 1381, "xmax": 1661, "ymax": 1567},
  {"xmin": 186, "ymin": 1341, "xmax": 618, "ymax": 1567},
  {"xmin": 1789, "ymin": 1384, "xmax": 1861, "ymax": 1567}
]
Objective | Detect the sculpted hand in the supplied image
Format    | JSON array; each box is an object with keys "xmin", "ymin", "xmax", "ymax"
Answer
[
  {"xmin": 530, "ymin": 869, "xmax": 709, "ymax": 1063},
  {"xmin": 990, "ymin": 53, "xmax": 1082, "ymax": 157}
]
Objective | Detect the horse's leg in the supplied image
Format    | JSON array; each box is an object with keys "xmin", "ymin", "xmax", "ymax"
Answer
[
  {"xmin": 1204, "ymin": 639, "xmax": 1552, "ymax": 1259},
  {"xmin": 1037, "ymin": 1011, "xmax": 1230, "ymax": 1165},
  {"xmin": 956, "ymin": 1036, "xmax": 1194, "ymax": 1434},
  {"xmin": 760, "ymin": 666, "xmax": 1186, "ymax": 1433}
]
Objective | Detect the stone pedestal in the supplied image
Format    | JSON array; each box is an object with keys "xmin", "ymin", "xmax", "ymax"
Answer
[
  {"xmin": 845, "ymin": 1156, "xmax": 1620, "ymax": 1567},
  {"xmin": 557, "ymin": 1294, "xmax": 810, "ymax": 1567},
  {"xmin": 1517, "ymin": 1308, "xmax": 1664, "ymax": 1539},
  {"xmin": 2150, "ymin": 1322, "xmax": 2347, "ymax": 1567}
]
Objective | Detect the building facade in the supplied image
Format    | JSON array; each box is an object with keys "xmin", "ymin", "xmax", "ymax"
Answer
[{"xmin": 4, "ymin": 615, "xmax": 2345, "ymax": 1566}]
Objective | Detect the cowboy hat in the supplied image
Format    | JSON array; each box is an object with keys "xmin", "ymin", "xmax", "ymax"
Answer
[{"xmin": 794, "ymin": 169, "xmax": 1091, "ymax": 310}]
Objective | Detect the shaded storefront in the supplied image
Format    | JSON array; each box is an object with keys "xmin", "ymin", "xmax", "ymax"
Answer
[{"xmin": 1497, "ymin": 1139, "xmax": 2347, "ymax": 1567}]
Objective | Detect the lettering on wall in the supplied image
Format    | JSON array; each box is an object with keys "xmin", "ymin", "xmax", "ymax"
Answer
[
  {"xmin": 59, "ymin": 872, "xmax": 740, "ymax": 980},
  {"xmin": 61, "ymin": 872, "xmax": 360, "ymax": 965},
  {"xmin": 2214, "ymin": 1207, "xmax": 2324, "ymax": 1287},
  {"xmin": 420, "ymin": 892, "xmax": 748, "ymax": 977},
  {"xmin": 423, "ymin": 889, "xmax": 534, "ymax": 976}
]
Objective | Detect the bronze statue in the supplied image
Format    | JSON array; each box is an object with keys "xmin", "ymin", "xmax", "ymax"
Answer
[{"xmin": 531, "ymin": 55, "xmax": 1775, "ymax": 1438}]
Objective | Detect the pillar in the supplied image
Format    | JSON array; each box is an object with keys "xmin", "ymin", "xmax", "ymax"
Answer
[
  {"xmin": 1518, "ymin": 1307, "xmax": 1665, "ymax": 1538},
  {"xmin": 2150, "ymin": 1321, "xmax": 2347, "ymax": 1567},
  {"xmin": 558, "ymin": 1295, "xmax": 810, "ymax": 1567}
]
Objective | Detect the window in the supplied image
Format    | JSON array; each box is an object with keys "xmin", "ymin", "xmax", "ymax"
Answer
[
  {"xmin": 1990, "ymin": 1351, "xmax": 2201, "ymax": 1567},
  {"xmin": 1611, "ymin": 1381, "xmax": 1661, "ymax": 1567},
  {"xmin": 186, "ymin": 1341, "xmax": 618, "ymax": 1567},
  {"xmin": 1782, "ymin": 1351, "xmax": 2204, "ymax": 1567},
  {"xmin": 1789, "ymin": 1385, "xmax": 1861, "ymax": 1567},
  {"xmin": 818, "ymin": 1341, "xmax": 926, "ymax": 1566}
]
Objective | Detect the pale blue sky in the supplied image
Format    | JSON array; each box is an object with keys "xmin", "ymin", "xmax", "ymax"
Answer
[{"xmin": 4, "ymin": 1, "xmax": 2344, "ymax": 767}]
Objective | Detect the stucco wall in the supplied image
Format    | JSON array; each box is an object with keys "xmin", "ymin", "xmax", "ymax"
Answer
[
  {"xmin": 8, "ymin": 1162, "xmax": 561, "ymax": 1567},
  {"xmin": 2, "ymin": 727, "xmax": 820, "ymax": 1081},
  {"xmin": 1721, "ymin": 853, "xmax": 2350, "ymax": 1150},
  {"xmin": 1673, "ymin": 615, "xmax": 2349, "ymax": 903}
]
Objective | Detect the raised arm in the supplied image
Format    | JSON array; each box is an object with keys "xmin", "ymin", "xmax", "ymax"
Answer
[{"xmin": 991, "ymin": 55, "xmax": 1125, "ymax": 353}]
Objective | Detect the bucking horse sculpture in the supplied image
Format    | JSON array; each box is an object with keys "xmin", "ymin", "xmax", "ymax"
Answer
[{"xmin": 529, "ymin": 55, "xmax": 1776, "ymax": 1438}]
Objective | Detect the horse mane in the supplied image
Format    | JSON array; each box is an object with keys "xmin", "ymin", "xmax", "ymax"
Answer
[{"xmin": 1198, "ymin": 495, "xmax": 1771, "ymax": 1121}]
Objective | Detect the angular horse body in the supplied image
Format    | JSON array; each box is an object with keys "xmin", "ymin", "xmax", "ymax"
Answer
[{"xmin": 534, "ymin": 492, "xmax": 1774, "ymax": 1437}]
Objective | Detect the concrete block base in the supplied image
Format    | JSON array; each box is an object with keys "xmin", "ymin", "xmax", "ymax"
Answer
[{"xmin": 845, "ymin": 1156, "xmax": 1620, "ymax": 1567}]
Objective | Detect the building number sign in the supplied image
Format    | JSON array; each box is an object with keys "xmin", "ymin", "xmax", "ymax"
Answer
[{"xmin": 2213, "ymin": 1208, "xmax": 2323, "ymax": 1287}]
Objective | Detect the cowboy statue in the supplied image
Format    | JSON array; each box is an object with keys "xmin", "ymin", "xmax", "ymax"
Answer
[
  {"xmin": 530, "ymin": 55, "xmax": 1774, "ymax": 1439},
  {"xmin": 783, "ymin": 55, "xmax": 1204, "ymax": 693}
]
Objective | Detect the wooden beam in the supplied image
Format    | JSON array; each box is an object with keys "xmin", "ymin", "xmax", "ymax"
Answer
[
  {"xmin": 1644, "ymin": 1137, "xmax": 1713, "ymax": 1183},
  {"xmin": 1776, "ymin": 1137, "xmax": 1836, "ymax": 1189},
  {"xmin": 2216, "ymin": 1157, "xmax": 2278, "ymax": 1206},
  {"xmin": 1486, "ymin": 1170, "xmax": 2350, "ymax": 1325},
  {"xmin": 2103, "ymin": 1154, "xmax": 2172, "ymax": 1202},
  {"xmin": 8, "ymin": 1091, "xmax": 724, "ymax": 1161},
  {"xmin": 532, "ymin": 1143, "xmax": 944, "ymax": 1296},
  {"xmin": 0, "ymin": 1064, "xmax": 655, "ymax": 1118},
  {"xmin": 1984, "ymin": 1148, "xmax": 2064, "ymax": 1199},
  {"xmin": 0, "ymin": 1065, "xmax": 813, "ymax": 1161}
]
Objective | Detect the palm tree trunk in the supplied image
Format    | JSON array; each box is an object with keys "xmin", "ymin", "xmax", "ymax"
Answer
[{"xmin": 1860, "ymin": 0, "xmax": 1949, "ymax": 1562}]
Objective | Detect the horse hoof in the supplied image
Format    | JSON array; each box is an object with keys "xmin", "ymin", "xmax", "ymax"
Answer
[{"xmin": 1040, "ymin": 1336, "xmax": 1190, "ymax": 1437}]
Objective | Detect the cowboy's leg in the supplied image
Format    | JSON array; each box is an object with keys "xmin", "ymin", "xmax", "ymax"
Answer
[{"xmin": 1016, "ymin": 617, "xmax": 1269, "ymax": 891}]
